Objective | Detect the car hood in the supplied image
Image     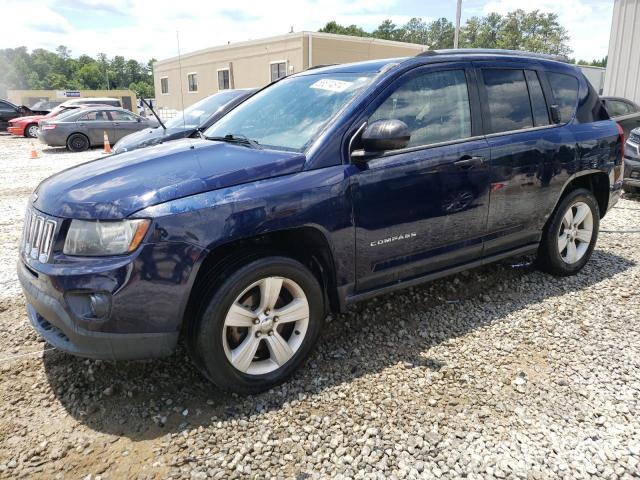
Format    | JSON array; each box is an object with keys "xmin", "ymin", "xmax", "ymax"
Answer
[
  {"xmin": 33, "ymin": 138, "xmax": 306, "ymax": 220},
  {"xmin": 10, "ymin": 115, "xmax": 44, "ymax": 124},
  {"xmin": 112, "ymin": 126, "xmax": 192, "ymax": 153}
]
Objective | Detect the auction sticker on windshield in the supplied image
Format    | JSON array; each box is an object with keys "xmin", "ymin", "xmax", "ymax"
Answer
[{"xmin": 310, "ymin": 79, "xmax": 353, "ymax": 93}]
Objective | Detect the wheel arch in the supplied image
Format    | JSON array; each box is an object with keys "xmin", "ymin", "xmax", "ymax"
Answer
[
  {"xmin": 182, "ymin": 225, "xmax": 340, "ymax": 334},
  {"xmin": 557, "ymin": 170, "xmax": 610, "ymax": 219}
]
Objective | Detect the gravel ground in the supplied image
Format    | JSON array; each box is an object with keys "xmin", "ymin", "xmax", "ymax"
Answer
[{"xmin": 0, "ymin": 132, "xmax": 639, "ymax": 479}]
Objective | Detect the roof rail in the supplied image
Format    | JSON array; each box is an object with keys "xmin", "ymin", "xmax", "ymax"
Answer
[
  {"xmin": 305, "ymin": 64, "xmax": 337, "ymax": 71},
  {"xmin": 416, "ymin": 48, "xmax": 570, "ymax": 64}
]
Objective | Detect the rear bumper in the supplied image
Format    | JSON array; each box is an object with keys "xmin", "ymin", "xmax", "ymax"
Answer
[{"xmin": 18, "ymin": 259, "xmax": 178, "ymax": 361}]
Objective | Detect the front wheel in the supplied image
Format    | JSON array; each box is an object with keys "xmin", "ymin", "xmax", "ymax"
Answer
[
  {"xmin": 25, "ymin": 124, "xmax": 38, "ymax": 138},
  {"xmin": 536, "ymin": 188, "xmax": 599, "ymax": 276},
  {"xmin": 190, "ymin": 256, "xmax": 324, "ymax": 394}
]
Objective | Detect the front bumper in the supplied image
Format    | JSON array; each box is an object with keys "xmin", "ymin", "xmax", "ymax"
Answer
[
  {"xmin": 18, "ymin": 258, "xmax": 179, "ymax": 361},
  {"xmin": 7, "ymin": 126, "xmax": 24, "ymax": 136}
]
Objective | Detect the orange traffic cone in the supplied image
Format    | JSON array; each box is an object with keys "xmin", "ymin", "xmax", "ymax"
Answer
[
  {"xmin": 30, "ymin": 143, "xmax": 39, "ymax": 159},
  {"xmin": 103, "ymin": 131, "xmax": 112, "ymax": 154}
]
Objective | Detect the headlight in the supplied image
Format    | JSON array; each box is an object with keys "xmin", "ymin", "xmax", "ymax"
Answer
[{"xmin": 63, "ymin": 219, "xmax": 150, "ymax": 256}]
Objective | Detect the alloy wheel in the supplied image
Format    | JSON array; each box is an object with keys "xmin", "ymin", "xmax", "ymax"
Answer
[
  {"xmin": 222, "ymin": 276, "xmax": 309, "ymax": 375},
  {"xmin": 557, "ymin": 201, "xmax": 593, "ymax": 264},
  {"xmin": 27, "ymin": 125, "xmax": 39, "ymax": 138}
]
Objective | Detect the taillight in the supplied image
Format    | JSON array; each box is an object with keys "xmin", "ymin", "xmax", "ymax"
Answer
[
  {"xmin": 41, "ymin": 125, "xmax": 56, "ymax": 130},
  {"xmin": 616, "ymin": 122, "xmax": 625, "ymax": 159}
]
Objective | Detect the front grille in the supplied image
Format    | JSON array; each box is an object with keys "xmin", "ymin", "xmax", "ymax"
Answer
[
  {"xmin": 630, "ymin": 131, "xmax": 640, "ymax": 145},
  {"xmin": 22, "ymin": 209, "xmax": 56, "ymax": 263}
]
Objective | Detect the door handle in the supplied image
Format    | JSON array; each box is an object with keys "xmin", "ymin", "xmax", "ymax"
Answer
[{"xmin": 454, "ymin": 155, "xmax": 485, "ymax": 169}]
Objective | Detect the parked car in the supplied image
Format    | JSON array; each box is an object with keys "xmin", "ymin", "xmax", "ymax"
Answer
[
  {"xmin": 7, "ymin": 98, "xmax": 123, "ymax": 138},
  {"xmin": 113, "ymin": 89, "xmax": 255, "ymax": 154},
  {"xmin": 18, "ymin": 50, "xmax": 623, "ymax": 394},
  {"xmin": 38, "ymin": 106, "xmax": 157, "ymax": 151},
  {"xmin": 0, "ymin": 99, "xmax": 49, "ymax": 130},
  {"xmin": 623, "ymin": 127, "xmax": 640, "ymax": 193},
  {"xmin": 29, "ymin": 100, "xmax": 62, "ymax": 111},
  {"xmin": 601, "ymin": 96, "xmax": 640, "ymax": 139}
]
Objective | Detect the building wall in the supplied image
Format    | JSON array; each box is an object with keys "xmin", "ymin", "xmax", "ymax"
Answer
[
  {"xmin": 308, "ymin": 33, "xmax": 426, "ymax": 66},
  {"xmin": 7, "ymin": 89, "xmax": 137, "ymax": 111},
  {"xmin": 578, "ymin": 66, "xmax": 606, "ymax": 94},
  {"xmin": 153, "ymin": 32, "xmax": 428, "ymax": 110},
  {"xmin": 604, "ymin": 0, "xmax": 640, "ymax": 104},
  {"xmin": 154, "ymin": 34, "xmax": 305, "ymax": 110}
]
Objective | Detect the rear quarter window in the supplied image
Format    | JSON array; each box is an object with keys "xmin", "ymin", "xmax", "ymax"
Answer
[{"xmin": 547, "ymin": 72, "xmax": 579, "ymax": 123}]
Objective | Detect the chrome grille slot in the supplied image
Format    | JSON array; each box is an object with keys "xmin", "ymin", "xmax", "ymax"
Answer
[
  {"xmin": 21, "ymin": 208, "xmax": 57, "ymax": 263},
  {"xmin": 630, "ymin": 131, "xmax": 640, "ymax": 144}
]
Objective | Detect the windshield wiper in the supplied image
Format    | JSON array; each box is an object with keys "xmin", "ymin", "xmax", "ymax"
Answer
[{"xmin": 205, "ymin": 133, "xmax": 262, "ymax": 149}]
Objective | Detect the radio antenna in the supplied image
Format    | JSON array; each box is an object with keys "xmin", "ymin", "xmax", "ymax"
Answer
[{"xmin": 176, "ymin": 30, "xmax": 186, "ymax": 130}]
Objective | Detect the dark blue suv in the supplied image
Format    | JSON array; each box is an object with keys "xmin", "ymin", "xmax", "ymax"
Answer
[{"xmin": 18, "ymin": 50, "xmax": 624, "ymax": 393}]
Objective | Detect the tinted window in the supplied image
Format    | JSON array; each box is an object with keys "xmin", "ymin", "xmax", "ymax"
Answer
[
  {"xmin": 370, "ymin": 69, "xmax": 471, "ymax": 148},
  {"xmin": 0, "ymin": 101, "xmax": 16, "ymax": 112},
  {"xmin": 109, "ymin": 111, "xmax": 137, "ymax": 121},
  {"xmin": 605, "ymin": 99, "xmax": 633, "ymax": 117},
  {"xmin": 79, "ymin": 111, "xmax": 109, "ymax": 121},
  {"xmin": 547, "ymin": 72, "xmax": 579, "ymax": 123},
  {"xmin": 483, "ymin": 69, "xmax": 533, "ymax": 133},
  {"xmin": 525, "ymin": 70, "xmax": 550, "ymax": 127},
  {"xmin": 218, "ymin": 70, "xmax": 230, "ymax": 90}
]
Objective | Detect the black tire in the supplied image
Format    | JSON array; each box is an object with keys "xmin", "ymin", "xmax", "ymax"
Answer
[
  {"xmin": 66, "ymin": 133, "xmax": 90, "ymax": 152},
  {"xmin": 24, "ymin": 123, "xmax": 38, "ymax": 139},
  {"xmin": 623, "ymin": 185, "xmax": 639, "ymax": 195},
  {"xmin": 536, "ymin": 188, "xmax": 599, "ymax": 276},
  {"xmin": 190, "ymin": 256, "xmax": 324, "ymax": 394}
]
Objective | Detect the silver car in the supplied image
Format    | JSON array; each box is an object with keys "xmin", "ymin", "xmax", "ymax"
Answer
[{"xmin": 38, "ymin": 106, "xmax": 158, "ymax": 152}]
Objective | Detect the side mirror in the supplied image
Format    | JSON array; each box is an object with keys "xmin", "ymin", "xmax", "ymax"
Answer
[
  {"xmin": 360, "ymin": 119, "xmax": 411, "ymax": 153},
  {"xmin": 549, "ymin": 104, "xmax": 562, "ymax": 124}
]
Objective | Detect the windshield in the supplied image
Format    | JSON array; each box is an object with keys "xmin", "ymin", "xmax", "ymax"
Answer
[
  {"xmin": 166, "ymin": 91, "xmax": 244, "ymax": 129},
  {"xmin": 204, "ymin": 73, "xmax": 373, "ymax": 152}
]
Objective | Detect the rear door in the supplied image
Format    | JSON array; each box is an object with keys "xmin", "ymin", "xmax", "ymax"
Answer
[
  {"xmin": 476, "ymin": 63, "xmax": 571, "ymax": 255},
  {"xmin": 352, "ymin": 63, "xmax": 492, "ymax": 292}
]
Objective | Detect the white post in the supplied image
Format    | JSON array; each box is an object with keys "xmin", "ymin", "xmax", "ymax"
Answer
[{"xmin": 454, "ymin": 0, "xmax": 462, "ymax": 49}]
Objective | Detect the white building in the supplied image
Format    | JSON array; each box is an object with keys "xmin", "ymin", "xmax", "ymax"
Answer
[{"xmin": 604, "ymin": 0, "xmax": 640, "ymax": 103}]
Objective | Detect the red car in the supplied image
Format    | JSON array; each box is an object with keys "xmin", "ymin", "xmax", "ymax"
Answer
[{"xmin": 7, "ymin": 105, "xmax": 80, "ymax": 138}]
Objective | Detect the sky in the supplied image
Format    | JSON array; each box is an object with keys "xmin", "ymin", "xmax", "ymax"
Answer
[{"xmin": 2, "ymin": 0, "xmax": 614, "ymax": 62}]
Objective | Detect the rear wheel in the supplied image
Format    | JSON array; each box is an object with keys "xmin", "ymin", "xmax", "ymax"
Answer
[
  {"xmin": 190, "ymin": 256, "xmax": 324, "ymax": 394},
  {"xmin": 25, "ymin": 124, "xmax": 38, "ymax": 138},
  {"xmin": 536, "ymin": 188, "xmax": 599, "ymax": 276},
  {"xmin": 67, "ymin": 133, "xmax": 89, "ymax": 152}
]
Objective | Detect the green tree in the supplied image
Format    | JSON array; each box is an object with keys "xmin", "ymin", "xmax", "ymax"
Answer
[
  {"xmin": 372, "ymin": 19, "xmax": 398, "ymax": 40},
  {"xmin": 318, "ymin": 21, "xmax": 370, "ymax": 37},
  {"xmin": 427, "ymin": 18, "xmax": 455, "ymax": 49}
]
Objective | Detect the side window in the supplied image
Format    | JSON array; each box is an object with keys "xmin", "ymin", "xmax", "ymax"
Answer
[
  {"xmin": 482, "ymin": 69, "xmax": 533, "ymax": 133},
  {"xmin": 547, "ymin": 72, "xmax": 579, "ymax": 123},
  {"xmin": 79, "ymin": 111, "xmax": 109, "ymax": 121},
  {"xmin": 110, "ymin": 111, "xmax": 137, "ymax": 121},
  {"xmin": 604, "ymin": 99, "xmax": 632, "ymax": 117},
  {"xmin": 0, "ymin": 101, "xmax": 15, "ymax": 112},
  {"xmin": 525, "ymin": 70, "xmax": 550, "ymax": 127},
  {"xmin": 369, "ymin": 69, "xmax": 471, "ymax": 148}
]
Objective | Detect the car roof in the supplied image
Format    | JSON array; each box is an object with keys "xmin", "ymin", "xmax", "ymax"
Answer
[{"xmin": 298, "ymin": 49, "xmax": 574, "ymax": 76}]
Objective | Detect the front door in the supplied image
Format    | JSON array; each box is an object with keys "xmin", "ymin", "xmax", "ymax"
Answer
[
  {"xmin": 76, "ymin": 110, "xmax": 113, "ymax": 146},
  {"xmin": 107, "ymin": 110, "xmax": 142, "ymax": 143},
  {"xmin": 352, "ymin": 65, "xmax": 491, "ymax": 292}
]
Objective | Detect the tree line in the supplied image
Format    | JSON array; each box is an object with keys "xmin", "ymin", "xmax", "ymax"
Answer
[
  {"xmin": 319, "ymin": 9, "xmax": 607, "ymax": 66},
  {"xmin": 0, "ymin": 46, "xmax": 156, "ymax": 99}
]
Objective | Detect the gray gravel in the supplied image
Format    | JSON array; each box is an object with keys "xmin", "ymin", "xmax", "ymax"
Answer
[{"xmin": 0, "ymin": 133, "xmax": 639, "ymax": 479}]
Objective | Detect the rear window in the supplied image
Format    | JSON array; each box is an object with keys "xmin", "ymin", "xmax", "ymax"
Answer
[
  {"xmin": 482, "ymin": 69, "xmax": 533, "ymax": 134},
  {"xmin": 547, "ymin": 72, "xmax": 579, "ymax": 123}
]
